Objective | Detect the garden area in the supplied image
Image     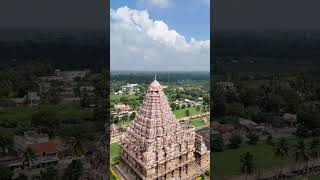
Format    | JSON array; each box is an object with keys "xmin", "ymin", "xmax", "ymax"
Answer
[{"xmin": 173, "ymin": 106, "xmax": 203, "ymax": 119}]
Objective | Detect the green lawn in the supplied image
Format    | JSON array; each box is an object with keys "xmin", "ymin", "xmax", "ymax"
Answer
[
  {"xmin": 187, "ymin": 118, "xmax": 207, "ymax": 129},
  {"xmin": 0, "ymin": 104, "xmax": 93, "ymax": 124},
  {"xmin": 110, "ymin": 142, "xmax": 120, "ymax": 162},
  {"xmin": 173, "ymin": 106, "xmax": 202, "ymax": 119},
  {"xmin": 111, "ymin": 95, "xmax": 139, "ymax": 101},
  {"xmin": 0, "ymin": 106, "xmax": 33, "ymax": 122},
  {"xmin": 214, "ymin": 137, "xmax": 315, "ymax": 178}
]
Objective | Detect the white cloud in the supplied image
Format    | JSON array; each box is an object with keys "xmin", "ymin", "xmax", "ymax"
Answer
[{"xmin": 110, "ymin": 6, "xmax": 210, "ymax": 71}]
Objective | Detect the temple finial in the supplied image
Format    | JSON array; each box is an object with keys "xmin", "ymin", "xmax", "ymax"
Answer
[{"xmin": 154, "ymin": 74, "xmax": 157, "ymax": 80}]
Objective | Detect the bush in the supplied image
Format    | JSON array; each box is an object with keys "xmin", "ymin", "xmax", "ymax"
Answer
[
  {"xmin": 246, "ymin": 132, "xmax": 259, "ymax": 145},
  {"xmin": 229, "ymin": 134, "xmax": 243, "ymax": 149},
  {"xmin": 212, "ymin": 134, "xmax": 224, "ymax": 152}
]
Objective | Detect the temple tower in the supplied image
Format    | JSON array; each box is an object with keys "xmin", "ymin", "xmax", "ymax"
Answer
[{"xmin": 118, "ymin": 79, "xmax": 199, "ymax": 180}]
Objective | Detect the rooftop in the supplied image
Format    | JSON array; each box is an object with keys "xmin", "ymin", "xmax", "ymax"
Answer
[{"xmin": 28, "ymin": 142, "xmax": 57, "ymax": 155}]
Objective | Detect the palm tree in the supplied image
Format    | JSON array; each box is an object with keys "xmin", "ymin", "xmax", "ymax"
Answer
[
  {"xmin": 294, "ymin": 140, "xmax": 309, "ymax": 175},
  {"xmin": 0, "ymin": 132, "xmax": 12, "ymax": 154},
  {"xmin": 308, "ymin": 139, "xmax": 320, "ymax": 173},
  {"xmin": 274, "ymin": 138, "xmax": 290, "ymax": 177},
  {"xmin": 185, "ymin": 109, "xmax": 190, "ymax": 117},
  {"xmin": 240, "ymin": 152, "xmax": 255, "ymax": 180},
  {"xmin": 69, "ymin": 137, "xmax": 86, "ymax": 159},
  {"xmin": 22, "ymin": 147, "xmax": 36, "ymax": 179}
]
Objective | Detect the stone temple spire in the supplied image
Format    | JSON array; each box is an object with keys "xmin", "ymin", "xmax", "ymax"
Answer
[{"xmin": 118, "ymin": 79, "xmax": 199, "ymax": 179}]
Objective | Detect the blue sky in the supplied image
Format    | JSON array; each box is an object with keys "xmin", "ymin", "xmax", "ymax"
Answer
[
  {"xmin": 110, "ymin": 0, "xmax": 210, "ymax": 71},
  {"xmin": 110, "ymin": 0, "xmax": 210, "ymax": 41}
]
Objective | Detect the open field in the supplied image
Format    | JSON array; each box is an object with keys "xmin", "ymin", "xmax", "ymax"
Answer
[
  {"xmin": 0, "ymin": 104, "xmax": 93, "ymax": 123},
  {"xmin": 111, "ymin": 95, "xmax": 139, "ymax": 101},
  {"xmin": 214, "ymin": 137, "xmax": 316, "ymax": 178},
  {"xmin": 187, "ymin": 118, "xmax": 207, "ymax": 129},
  {"xmin": 173, "ymin": 106, "xmax": 201, "ymax": 119}
]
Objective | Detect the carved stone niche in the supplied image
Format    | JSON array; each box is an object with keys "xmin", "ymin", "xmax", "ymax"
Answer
[
  {"xmin": 158, "ymin": 150, "xmax": 165, "ymax": 163},
  {"xmin": 157, "ymin": 126, "xmax": 163, "ymax": 136},
  {"xmin": 143, "ymin": 167, "xmax": 156, "ymax": 177}
]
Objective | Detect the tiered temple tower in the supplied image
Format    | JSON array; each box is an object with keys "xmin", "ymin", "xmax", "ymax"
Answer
[{"xmin": 117, "ymin": 79, "xmax": 207, "ymax": 180}]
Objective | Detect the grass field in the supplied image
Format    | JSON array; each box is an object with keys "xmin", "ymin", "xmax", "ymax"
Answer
[
  {"xmin": 214, "ymin": 137, "xmax": 315, "ymax": 178},
  {"xmin": 187, "ymin": 118, "xmax": 207, "ymax": 129},
  {"xmin": 110, "ymin": 142, "xmax": 120, "ymax": 162},
  {"xmin": 173, "ymin": 106, "xmax": 201, "ymax": 119},
  {"xmin": 0, "ymin": 104, "xmax": 93, "ymax": 124},
  {"xmin": 111, "ymin": 95, "xmax": 139, "ymax": 101}
]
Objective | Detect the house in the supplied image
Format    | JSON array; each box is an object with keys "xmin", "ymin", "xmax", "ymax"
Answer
[
  {"xmin": 184, "ymin": 99, "xmax": 194, "ymax": 105},
  {"xmin": 38, "ymin": 76, "xmax": 64, "ymax": 82},
  {"xmin": 14, "ymin": 131, "xmax": 49, "ymax": 151},
  {"xmin": 238, "ymin": 118, "xmax": 258, "ymax": 134},
  {"xmin": 114, "ymin": 90, "xmax": 123, "ymax": 95},
  {"xmin": 114, "ymin": 104, "xmax": 131, "ymax": 117},
  {"xmin": 217, "ymin": 81, "xmax": 235, "ymax": 91},
  {"xmin": 11, "ymin": 97, "xmax": 26, "ymax": 106},
  {"xmin": 54, "ymin": 69, "xmax": 90, "ymax": 81},
  {"xmin": 282, "ymin": 113, "xmax": 297, "ymax": 126},
  {"xmin": 27, "ymin": 92, "xmax": 40, "ymax": 107},
  {"xmin": 79, "ymin": 86, "xmax": 95, "ymax": 96},
  {"xmin": 28, "ymin": 142, "xmax": 59, "ymax": 169},
  {"xmin": 38, "ymin": 82, "xmax": 51, "ymax": 94}
]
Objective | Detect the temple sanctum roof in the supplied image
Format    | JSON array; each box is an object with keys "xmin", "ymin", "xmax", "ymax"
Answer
[{"xmin": 120, "ymin": 79, "xmax": 196, "ymax": 169}]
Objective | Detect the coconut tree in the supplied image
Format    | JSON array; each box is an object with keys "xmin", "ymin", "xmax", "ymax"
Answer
[
  {"xmin": 273, "ymin": 138, "xmax": 290, "ymax": 177},
  {"xmin": 240, "ymin": 152, "xmax": 255, "ymax": 180},
  {"xmin": 22, "ymin": 147, "xmax": 36, "ymax": 178},
  {"xmin": 293, "ymin": 140, "xmax": 309, "ymax": 175},
  {"xmin": 69, "ymin": 137, "xmax": 86, "ymax": 159},
  {"xmin": 308, "ymin": 139, "xmax": 320, "ymax": 173},
  {"xmin": 185, "ymin": 109, "xmax": 190, "ymax": 117}
]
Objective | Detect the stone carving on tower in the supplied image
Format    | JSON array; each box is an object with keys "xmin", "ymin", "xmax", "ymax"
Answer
[{"xmin": 116, "ymin": 79, "xmax": 209, "ymax": 180}]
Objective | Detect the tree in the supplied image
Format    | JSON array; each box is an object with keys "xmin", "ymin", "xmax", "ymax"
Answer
[
  {"xmin": 309, "ymin": 139, "xmax": 320, "ymax": 160},
  {"xmin": 22, "ymin": 147, "xmax": 36, "ymax": 179},
  {"xmin": 121, "ymin": 115, "xmax": 129, "ymax": 123},
  {"xmin": 294, "ymin": 140, "xmax": 309, "ymax": 174},
  {"xmin": 309, "ymin": 139, "xmax": 320, "ymax": 173},
  {"xmin": 0, "ymin": 165, "xmax": 13, "ymax": 180},
  {"xmin": 0, "ymin": 131, "xmax": 13, "ymax": 154},
  {"xmin": 229, "ymin": 134, "xmax": 243, "ymax": 149},
  {"xmin": 266, "ymin": 135, "xmax": 273, "ymax": 145},
  {"xmin": 40, "ymin": 167, "xmax": 59, "ymax": 180},
  {"xmin": 31, "ymin": 110, "xmax": 60, "ymax": 138},
  {"xmin": 69, "ymin": 137, "xmax": 86, "ymax": 158},
  {"xmin": 62, "ymin": 160, "xmax": 83, "ymax": 180},
  {"xmin": 212, "ymin": 134, "xmax": 224, "ymax": 152},
  {"xmin": 274, "ymin": 138, "xmax": 290, "ymax": 160},
  {"xmin": 93, "ymin": 99, "xmax": 108, "ymax": 122},
  {"xmin": 130, "ymin": 112, "xmax": 136, "ymax": 120},
  {"xmin": 246, "ymin": 133, "xmax": 259, "ymax": 145},
  {"xmin": 227, "ymin": 103, "xmax": 245, "ymax": 117},
  {"xmin": 240, "ymin": 152, "xmax": 255, "ymax": 180},
  {"xmin": 120, "ymin": 96, "xmax": 129, "ymax": 105},
  {"xmin": 273, "ymin": 138, "xmax": 290, "ymax": 177},
  {"xmin": 195, "ymin": 105, "xmax": 200, "ymax": 112},
  {"xmin": 185, "ymin": 109, "xmax": 190, "ymax": 117}
]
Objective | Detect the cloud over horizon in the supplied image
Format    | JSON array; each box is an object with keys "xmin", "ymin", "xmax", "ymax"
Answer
[{"xmin": 110, "ymin": 6, "xmax": 210, "ymax": 71}]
